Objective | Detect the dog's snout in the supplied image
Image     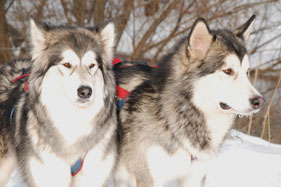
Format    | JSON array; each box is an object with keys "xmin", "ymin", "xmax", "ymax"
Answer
[
  {"xmin": 250, "ymin": 96, "xmax": 265, "ymax": 109},
  {"xmin": 77, "ymin": 86, "xmax": 92, "ymax": 99}
]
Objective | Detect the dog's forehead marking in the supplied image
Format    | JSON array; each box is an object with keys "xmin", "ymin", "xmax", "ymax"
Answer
[
  {"xmin": 62, "ymin": 49, "xmax": 79, "ymax": 64},
  {"xmin": 224, "ymin": 54, "xmax": 240, "ymax": 67},
  {"xmin": 241, "ymin": 55, "xmax": 250, "ymax": 70},
  {"xmin": 81, "ymin": 51, "xmax": 97, "ymax": 65},
  {"xmin": 224, "ymin": 54, "xmax": 249, "ymax": 70}
]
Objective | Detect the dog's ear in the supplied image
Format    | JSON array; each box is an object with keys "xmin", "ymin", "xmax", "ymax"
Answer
[
  {"xmin": 187, "ymin": 18, "xmax": 213, "ymax": 60},
  {"xmin": 30, "ymin": 19, "xmax": 49, "ymax": 58},
  {"xmin": 233, "ymin": 15, "xmax": 256, "ymax": 42},
  {"xmin": 100, "ymin": 22, "xmax": 115, "ymax": 62}
]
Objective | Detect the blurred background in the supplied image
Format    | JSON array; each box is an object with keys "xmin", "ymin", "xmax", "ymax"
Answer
[{"xmin": 0, "ymin": 0, "xmax": 280, "ymax": 143}]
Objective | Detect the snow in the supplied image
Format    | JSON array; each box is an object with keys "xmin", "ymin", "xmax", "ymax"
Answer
[
  {"xmin": 205, "ymin": 130, "xmax": 281, "ymax": 187},
  {"xmin": 6, "ymin": 130, "xmax": 281, "ymax": 187}
]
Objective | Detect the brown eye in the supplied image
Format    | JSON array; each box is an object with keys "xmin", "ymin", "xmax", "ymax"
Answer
[
  {"xmin": 223, "ymin": 68, "xmax": 234, "ymax": 76},
  {"xmin": 63, "ymin": 62, "xmax": 71, "ymax": 68},
  {"xmin": 89, "ymin": 64, "xmax": 96, "ymax": 69}
]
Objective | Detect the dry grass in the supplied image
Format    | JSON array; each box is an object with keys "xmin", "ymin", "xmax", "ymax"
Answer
[{"xmin": 237, "ymin": 70, "xmax": 281, "ymax": 144}]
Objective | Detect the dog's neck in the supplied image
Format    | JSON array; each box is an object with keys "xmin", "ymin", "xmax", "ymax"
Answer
[
  {"xmin": 191, "ymin": 91, "xmax": 236, "ymax": 159},
  {"xmin": 159, "ymin": 73, "xmax": 235, "ymax": 160}
]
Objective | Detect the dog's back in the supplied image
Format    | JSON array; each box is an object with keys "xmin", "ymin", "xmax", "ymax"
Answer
[
  {"xmin": 0, "ymin": 59, "xmax": 31, "ymax": 186},
  {"xmin": 114, "ymin": 59, "xmax": 156, "ymax": 93},
  {"xmin": 0, "ymin": 59, "xmax": 31, "ymax": 146}
]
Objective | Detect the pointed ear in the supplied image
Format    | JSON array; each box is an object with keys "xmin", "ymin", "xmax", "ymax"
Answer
[
  {"xmin": 100, "ymin": 22, "xmax": 115, "ymax": 59},
  {"xmin": 188, "ymin": 18, "xmax": 213, "ymax": 60},
  {"xmin": 30, "ymin": 19, "xmax": 48, "ymax": 57},
  {"xmin": 233, "ymin": 15, "xmax": 256, "ymax": 42}
]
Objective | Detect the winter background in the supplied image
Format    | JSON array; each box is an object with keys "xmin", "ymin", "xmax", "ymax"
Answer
[
  {"xmin": 7, "ymin": 130, "xmax": 281, "ymax": 187},
  {"xmin": 1, "ymin": 0, "xmax": 281, "ymax": 187}
]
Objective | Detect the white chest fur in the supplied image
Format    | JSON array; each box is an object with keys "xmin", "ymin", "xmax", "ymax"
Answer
[{"xmin": 146, "ymin": 146, "xmax": 208, "ymax": 186}]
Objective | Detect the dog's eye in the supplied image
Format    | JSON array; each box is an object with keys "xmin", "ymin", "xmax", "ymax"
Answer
[
  {"xmin": 223, "ymin": 68, "xmax": 234, "ymax": 76},
  {"xmin": 89, "ymin": 64, "xmax": 95, "ymax": 69},
  {"xmin": 247, "ymin": 69, "xmax": 250, "ymax": 77},
  {"xmin": 63, "ymin": 62, "xmax": 72, "ymax": 69}
]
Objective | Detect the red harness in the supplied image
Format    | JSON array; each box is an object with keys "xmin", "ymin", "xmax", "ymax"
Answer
[
  {"xmin": 113, "ymin": 58, "xmax": 131, "ymax": 100},
  {"xmin": 12, "ymin": 73, "xmax": 29, "ymax": 91},
  {"xmin": 113, "ymin": 58, "xmax": 159, "ymax": 109}
]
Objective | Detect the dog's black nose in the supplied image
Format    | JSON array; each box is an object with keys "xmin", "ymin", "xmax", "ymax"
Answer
[
  {"xmin": 77, "ymin": 86, "xmax": 92, "ymax": 99},
  {"xmin": 250, "ymin": 96, "xmax": 265, "ymax": 109}
]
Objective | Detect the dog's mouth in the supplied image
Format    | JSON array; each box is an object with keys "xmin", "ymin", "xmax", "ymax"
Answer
[
  {"xmin": 76, "ymin": 98, "xmax": 91, "ymax": 107},
  {"xmin": 219, "ymin": 102, "xmax": 259, "ymax": 116},
  {"xmin": 78, "ymin": 98, "xmax": 89, "ymax": 103}
]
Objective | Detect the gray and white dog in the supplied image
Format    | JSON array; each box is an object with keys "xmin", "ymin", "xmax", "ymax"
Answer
[
  {"xmin": 114, "ymin": 15, "xmax": 264, "ymax": 187},
  {"xmin": 0, "ymin": 20, "xmax": 117, "ymax": 187}
]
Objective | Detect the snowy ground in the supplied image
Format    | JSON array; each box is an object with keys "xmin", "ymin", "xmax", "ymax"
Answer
[{"xmin": 6, "ymin": 130, "xmax": 281, "ymax": 187}]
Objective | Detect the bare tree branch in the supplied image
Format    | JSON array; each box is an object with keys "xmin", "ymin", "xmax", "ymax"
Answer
[
  {"xmin": 130, "ymin": 0, "xmax": 180, "ymax": 60},
  {"xmin": 4, "ymin": 0, "xmax": 15, "ymax": 12},
  {"xmin": 60, "ymin": 0, "xmax": 73, "ymax": 24},
  {"xmin": 115, "ymin": 0, "xmax": 134, "ymax": 47}
]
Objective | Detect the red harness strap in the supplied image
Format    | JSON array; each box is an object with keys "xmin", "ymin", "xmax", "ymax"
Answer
[
  {"xmin": 10, "ymin": 73, "xmax": 30, "ymax": 125},
  {"xmin": 12, "ymin": 73, "xmax": 29, "ymax": 91},
  {"xmin": 113, "ymin": 58, "xmax": 131, "ymax": 109},
  {"xmin": 12, "ymin": 73, "xmax": 30, "ymax": 82},
  {"xmin": 116, "ymin": 85, "xmax": 130, "ymax": 99},
  {"xmin": 112, "ymin": 58, "xmax": 123, "ymax": 66}
]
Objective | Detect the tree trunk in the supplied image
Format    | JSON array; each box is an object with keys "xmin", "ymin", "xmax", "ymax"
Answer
[
  {"xmin": 0, "ymin": 0, "xmax": 13, "ymax": 64},
  {"xmin": 94, "ymin": 0, "xmax": 105, "ymax": 24}
]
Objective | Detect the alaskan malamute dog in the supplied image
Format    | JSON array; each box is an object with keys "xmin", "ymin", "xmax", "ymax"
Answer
[
  {"xmin": 0, "ymin": 20, "xmax": 117, "ymax": 187},
  {"xmin": 114, "ymin": 15, "xmax": 264, "ymax": 187}
]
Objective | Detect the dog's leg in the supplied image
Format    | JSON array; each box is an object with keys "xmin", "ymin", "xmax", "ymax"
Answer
[
  {"xmin": 114, "ymin": 162, "xmax": 131, "ymax": 187},
  {"xmin": 177, "ymin": 174, "xmax": 206, "ymax": 187},
  {"xmin": 134, "ymin": 178, "xmax": 160, "ymax": 187},
  {"xmin": 177, "ymin": 162, "xmax": 207, "ymax": 187},
  {"xmin": 0, "ymin": 151, "xmax": 17, "ymax": 186},
  {"xmin": 71, "ymin": 147, "xmax": 116, "ymax": 187},
  {"xmin": 114, "ymin": 162, "xmax": 141, "ymax": 187},
  {"xmin": 26, "ymin": 152, "xmax": 71, "ymax": 187}
]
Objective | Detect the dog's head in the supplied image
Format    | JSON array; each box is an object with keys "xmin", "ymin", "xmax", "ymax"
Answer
[
  {"xmin": 176, "ymin": 15, "xmax": 264, "ymax": 116},
  {"xmin": 28, "ymin": 20, "xmax": 115, "ymax": 108}
]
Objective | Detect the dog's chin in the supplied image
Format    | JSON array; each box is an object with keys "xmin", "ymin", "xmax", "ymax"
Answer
[
  {"xmin": 75, "ymin": 99, "xmax": 92, "ymax": 108},
  {"xmin": 219, "ymin": 102, "xmax": 259, "ymax": 117}
]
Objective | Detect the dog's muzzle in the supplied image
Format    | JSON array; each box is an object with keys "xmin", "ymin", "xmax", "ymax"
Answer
[{"xmin": 219, "ymin": 95, "xmax": 265, "ymax": 113}]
